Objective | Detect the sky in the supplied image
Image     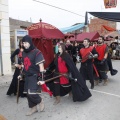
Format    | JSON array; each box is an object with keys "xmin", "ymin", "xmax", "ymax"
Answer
[{"xmin": 8, "ymin": 0, "xmax": 120, "ymax": 28}]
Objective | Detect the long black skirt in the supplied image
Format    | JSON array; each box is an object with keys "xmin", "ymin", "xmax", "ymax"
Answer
[{"xmin": 6, "ymin": 68, "xmax": 25, "ymax": 97}]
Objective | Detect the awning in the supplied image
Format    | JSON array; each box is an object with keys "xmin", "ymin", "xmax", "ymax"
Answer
[
  {"xmin": 59, "ymin": 23, "xmax": 85, "ymax": 33},
  {"xmin": 64, "ymin": 33, "xmax": 74, "ymax": 39},
  {"xmin": 85, "ymin": 12, "xmax": 120, "ymax": 25},
  {"xmin": 70, "ymin": 32, "xmax": 100, "ymax": 42},
  {"xmin": 104, "ymin": 31, "xmax": 120, "ymax": 38}
]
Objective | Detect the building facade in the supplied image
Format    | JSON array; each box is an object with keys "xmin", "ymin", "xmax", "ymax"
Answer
[
  {"xmin": 9, "ymin": 18, "xmax": 32, "ymax": 53},
  {"xmin": 89, "ymin": 17, "xmax": 116, "ymax": 35},
  {"xmin": 0, "ymin": 0, "xmax": 11, "ymax": 75},
  {"xmin": 9, "ymin": 17, "xmax": 32, "ymax": 31}
]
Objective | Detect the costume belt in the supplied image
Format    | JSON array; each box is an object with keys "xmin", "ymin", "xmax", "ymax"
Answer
[
  {"xmin": 25, "ymin": 73, "xmax": 38, "ymax": 77},
  {"xmin": 59, "ymin": 72, "xmax": 68, "ymax": 76}
]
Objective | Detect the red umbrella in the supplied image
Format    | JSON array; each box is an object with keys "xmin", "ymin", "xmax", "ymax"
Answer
[
  {"xmin": 27, "ymin": 21, "xmax": 65, "ymax": 68},
  {"xmin": 27, "ymin": 21, "xmax": 64, "ymax": 39}
]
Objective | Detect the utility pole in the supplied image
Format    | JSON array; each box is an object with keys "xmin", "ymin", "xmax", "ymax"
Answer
[{"xmin": 0, "ymin": 19, "xmax": 4, "ymax": 76}]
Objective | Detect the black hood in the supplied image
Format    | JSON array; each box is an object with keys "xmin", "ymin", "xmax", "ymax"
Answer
[{"xmin": 22, "ymin": 35, "xmax": 35, "ymax": 53}]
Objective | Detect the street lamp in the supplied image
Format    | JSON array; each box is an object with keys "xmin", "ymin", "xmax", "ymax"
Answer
[{"xmin": 0, "ymin": 19, "xmax": 4, "ymax": 76}]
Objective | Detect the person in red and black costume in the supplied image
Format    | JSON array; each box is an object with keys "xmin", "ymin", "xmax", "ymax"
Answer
[
  {"xmin": 53, "ymin": 43, "xmax": 92, "ymax": 104},
  {"xmin": 79, "ymin": 38, "xmax": 98, "ymax": 89},
  {"xmin": 94, "ymin": 36, "xmax": 109, "ymax": 86},
  {"xmin": 21, "ymin": 35, "xmax": 45, "ymax": 116}
]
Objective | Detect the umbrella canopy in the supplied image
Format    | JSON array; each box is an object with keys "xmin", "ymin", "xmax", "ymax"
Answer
[
  {"xmin": 27, "ymin": 22, "xmax": 65, "ymax": 39},
  {"xmin": 60, "ymin": 23, "xmax": 85, "ymax": 33},
  {"xmin": 64, "ymin": 33, "xmax": 74, "ymax": 39},
  {"xmin": 27, "ymin": 21, "xmax": 65, "ymax": 68}
]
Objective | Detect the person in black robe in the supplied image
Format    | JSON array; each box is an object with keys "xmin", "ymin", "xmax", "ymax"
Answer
[
  {"xmin": 65, "ymin": 40, "xmax": 73, "ymax": 56},
  {"xmin": 107, "ymin": 53, "xmax": 118, "ymax": 76},
  {"xmin": 6, "ymin": 40, "xmax": 25, "ymax": 97},
  {"xmin": 21, "ymin": 35, "xmax": 45, "ymax": 116},
  {"xmin": 52, "ymin": 43, "xmax": 92, "ymax": 104},
  {"xmin": 72, "ymin": 41, "xmax": 79, "ymax": 65}
]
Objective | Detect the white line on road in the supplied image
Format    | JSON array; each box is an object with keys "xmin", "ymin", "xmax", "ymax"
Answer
[{"xmin": 90, "ymin": 89, "xmax": 120, "ymax": 98}]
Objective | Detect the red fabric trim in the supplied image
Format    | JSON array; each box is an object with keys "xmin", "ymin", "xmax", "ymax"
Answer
[
  {"xmin": 58, "ymin": 57, "xmax": 69, "ymax": 84},
  {"xmin": 30, "ymin": 49, "xmax": 36, "ymax": 53},
  {"xmin": 36, "ymin": 51, "xmax": 41, "ymax": 56}
]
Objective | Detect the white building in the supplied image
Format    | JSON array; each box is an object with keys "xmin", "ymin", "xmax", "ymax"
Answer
[{"xmin": 0, "ymin": 0, "xmax": 12, "ymax": 75}]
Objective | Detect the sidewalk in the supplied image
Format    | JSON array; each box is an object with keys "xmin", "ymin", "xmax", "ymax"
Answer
[
  {"xmin": 0, "ymin": 68, "xmax": 15, "ymax": 87},
  {"xmin": 0, "ymin": 74, "xmax": 13, "ymax": 87}
]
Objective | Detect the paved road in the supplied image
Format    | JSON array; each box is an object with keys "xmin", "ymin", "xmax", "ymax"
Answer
[{"xmin": 0, "ymin": 60, "xmax": 120, "ymax": 120}]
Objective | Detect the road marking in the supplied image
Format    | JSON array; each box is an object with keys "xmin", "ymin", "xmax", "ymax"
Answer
[{"xmin": 90, "ymin": 89, "xmax": 120, "ymax": 98}]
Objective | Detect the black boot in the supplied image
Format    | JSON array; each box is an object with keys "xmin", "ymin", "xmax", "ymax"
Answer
[
  {"xmin": 91, "ymin": 83, "xmax": 94, "ymax": 89},
  {"xmin": 110, "ymin": 69, "xmax": 118, "ymax": 76}
]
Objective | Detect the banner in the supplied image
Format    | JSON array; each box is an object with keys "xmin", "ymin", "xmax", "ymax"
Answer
[
  {"xmin": 104, "ymin": 0, "xmax": 117, "ymax": 8},
  {"xmin": 102, "ymin": 25, "xmax": 116, "ymax": 31}
]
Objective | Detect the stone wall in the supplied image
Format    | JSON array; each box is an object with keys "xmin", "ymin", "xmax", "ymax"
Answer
[
  {"xmin": 89, "ymin": 17, "xmax": 116, "ymax": 36},
  {"xmin": 0, "ymin": 0, "xmax": 12, "ymax": 75}
]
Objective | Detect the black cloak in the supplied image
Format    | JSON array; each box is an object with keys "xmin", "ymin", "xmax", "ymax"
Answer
[{"xmin": 56, "ymin": 53, "xmax": 92, "ymax": 102}]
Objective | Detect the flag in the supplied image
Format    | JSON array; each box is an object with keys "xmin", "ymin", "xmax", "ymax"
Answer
[
  {"xmin": 104, "ymin": 0, "xmax": 117, "ymax": 8},
  {"xmin": 102, "ymin": 25, "xmax": 116, "ymax": 31},
  {"xmin": 41, "ymin": 84, "xmax": 53, "ymax": 96}
]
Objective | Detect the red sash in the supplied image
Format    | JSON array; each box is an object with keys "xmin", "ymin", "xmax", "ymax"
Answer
[
  {"xmin": 80, "ymin": 46, "xmax": 94, "ymax": 62},
  {"xmin": 58, "ymin": 57, "xmax": 69, "ymax": 84},
  {"xmin": 95, "ymin": 44, "xmax": 106, "ymax": 60}
]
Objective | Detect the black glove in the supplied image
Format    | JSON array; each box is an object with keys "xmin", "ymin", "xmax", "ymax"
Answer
[
  {"xmin": 45, "ymin": 67, "xmax": 49, "ymax": 71},
  {"xmin": 100, "ymin": 58, "xmax": 106, "ymax": 65},
  {"xmin": 67, "ymin": 73, "xmax": 77, "ymax": 82}
]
